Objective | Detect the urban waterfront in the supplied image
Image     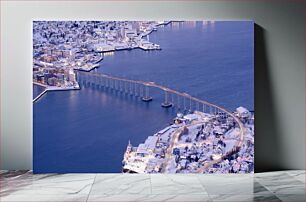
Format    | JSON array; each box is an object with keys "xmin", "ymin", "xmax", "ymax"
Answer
[{"xmin": 33, "ymin": 21, "xmax": 254, "ymax": 173}]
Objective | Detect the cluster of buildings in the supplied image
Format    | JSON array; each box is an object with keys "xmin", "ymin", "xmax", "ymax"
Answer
[
  {"xmin": 122, "ymin": 106, "xmax": 254, "ymax": 174},
  {"xmin": 33, "ymin": 21, "xmax": 169, "ymax": 89}
]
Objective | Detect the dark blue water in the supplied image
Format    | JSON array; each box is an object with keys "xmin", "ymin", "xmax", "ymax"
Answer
[
  {"xmin": 33, "ymin": 84, "xmax": 45, "ymax": 99},
  {"xmin": 34, "ymin": 21, "xmax": 254, "ymax": 173}
]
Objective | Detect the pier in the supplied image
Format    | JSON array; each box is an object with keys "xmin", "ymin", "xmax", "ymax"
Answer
[
  {"xmin": 33, "ymin": 84, "xmax": 80, "ymax": 103},
  {"xmin": 76, "ymin": 71, "xmax": 246, "ymax": 172},
  {"xmin": 33, "ymin": 89, "xmax": 48, "ymax": 103}
]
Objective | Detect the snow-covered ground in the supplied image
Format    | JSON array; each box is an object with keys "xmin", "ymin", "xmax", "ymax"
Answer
[{"xmin": 123, "ymin": 108, "xmax": 254, "ymax": 174}]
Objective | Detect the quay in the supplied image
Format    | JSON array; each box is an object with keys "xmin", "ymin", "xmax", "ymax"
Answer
[
  {"xmin": 33, "ymin": 89, "xmax": 48, "ymax": 103},
  {"xmin": 74, "ymin": 63, "xmax": 100, "ymax": 72},
  {"xmin": 33, "ymin": 83, "xmax": 80, "ymax": 103}
]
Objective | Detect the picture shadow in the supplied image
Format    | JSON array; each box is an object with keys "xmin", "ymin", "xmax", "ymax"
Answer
[{"xmin": 254, "ymin": 24, "xmax": 285, "ymax": 172}]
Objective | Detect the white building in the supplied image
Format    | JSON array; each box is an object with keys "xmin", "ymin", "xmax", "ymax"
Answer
[{"xmin": 236, "ymin": 106, "xmax": 251, "ymax": 118}]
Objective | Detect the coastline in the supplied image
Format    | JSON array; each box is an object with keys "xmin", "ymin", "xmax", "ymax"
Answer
[{"xmin": 33, "ymin": 82, "xmax": 80, "ymax": 103}]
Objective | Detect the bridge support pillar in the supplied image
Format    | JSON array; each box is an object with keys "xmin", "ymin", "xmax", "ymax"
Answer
[
  {"xmin": 142, "ymin": 85, "xmax": 153, "ymax": 102},
  {"xmin": 110, "ymin": 79, "xmax": 112, "ymax": 89},
  {"xmin": 120, "ymin": 80, "xmax": 123, "ymax": 92},
  {"xmin": 129, "ymin": 82, "xmax": 133, "ymax": 95},
  {"xmin": 161, "ymin": 90, "xmax": 172, "ymax": 108},
  {"xmin": 140, "ymin": 85, "xmax": 143, "ymax": 97},
  {"xmin": 125, "ymin": 81, "xmax": 128, "ymax": 93},
  {"xmin": 134, "ymin": 83, "xmax": 138, "ymax": 96},
  {"xmin": 171, "ymin": 93, "xmax": 174, "ymax": 107},
  {"xmin": 188, "ymin": 96, "xmax": 193, "ymax": 112}
]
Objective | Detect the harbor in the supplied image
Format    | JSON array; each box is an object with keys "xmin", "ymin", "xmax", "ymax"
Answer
[{"xmin": 33, "ymin": 82, "xmax": 80, "ymax": 103}]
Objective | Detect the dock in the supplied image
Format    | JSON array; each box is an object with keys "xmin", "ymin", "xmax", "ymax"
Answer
[
  {"xmin": 33, "ymin": 89, "xmax": 48, "ymax": 103},
  {"xmin": 33, "ymin": 84, "xmax": 80, "ymax": 103}
]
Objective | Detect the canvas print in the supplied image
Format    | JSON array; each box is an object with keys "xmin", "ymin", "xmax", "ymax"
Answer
[{"xmin": 33, "ymin": 21, "xmax": 254, "ymax": 173}]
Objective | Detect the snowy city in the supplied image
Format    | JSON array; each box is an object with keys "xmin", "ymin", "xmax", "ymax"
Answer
[
  {"xmin": 123, "ymin": 106, "xmax": 254, "ymax": 174},
  {"xmin": 33, "ymin": 21, "xmax": 168, "ymax": 92}
]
